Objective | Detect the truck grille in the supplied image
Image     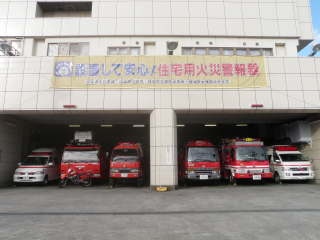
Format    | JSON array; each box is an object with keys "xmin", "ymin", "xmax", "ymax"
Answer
[
  {"xmin": 195, "ymin": 169, "xmax": 213, "ymax": 175},
  {"xmin": 248, "ymin": 169, "xmax": 262, "ymax": 174},
  {"xmin": 290, "ymin": 167, "xmax": 308, "ymax": 171},
  {"xmin": 292, "ymin": 173, "xmax": 309, "ymax": 176}
]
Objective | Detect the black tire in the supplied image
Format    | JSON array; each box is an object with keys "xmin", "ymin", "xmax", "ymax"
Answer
[
  {"xmin": 109, "ymin": 178, "xmax": 115, "ymax": 188},
  {"xmin": 274, "ymin": 172, "xmax": 281, "ymax": 184},
  {"xmin": 137, "ymin": 178, "xmax": 144, "ymax": 187},
  {"xmin": 59, "ymin": 179, "xmax": 67, "ymax": 188},
  {"xmin": 42, "ymin": 176, "xmax": 49, "ymax": 186},
  {"xmin": 229, "ymin": 173, "xmax": 237, "ymax": 186},
  {"xmin": 81, "ymin": 177, "xmax": 92, "ymax": 187}
]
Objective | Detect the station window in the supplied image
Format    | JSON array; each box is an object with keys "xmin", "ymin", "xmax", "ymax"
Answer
[
  {"xmin": 249, "ymin": 48, "xmax": 262, "ymax": 56},
  {"xmin": 223, "ymin": 48, "xmax": 234, "ymax": 56},
  {"xmin": 182, "ymin": 47, "xmax": 221, "ymax": 55},
  {"xmin": 0, "ymin": 38, "xmax": 23, "ymax": 56},
  {"xmin": 47, "ymin": 42, "xmax": 89, "ymax": 56},
  {"xmin": 107, "ymin": 47, "xmax": 141, "ymax": 56},
  {"xmin": 181, "ymin": 47, "xmax": 273, "ymax": 57},
  {"xmin": 36, "ymin": 2, "xmax": 92, "ymax": 17}
]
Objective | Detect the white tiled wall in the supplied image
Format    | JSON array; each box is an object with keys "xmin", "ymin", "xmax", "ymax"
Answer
[
  {"xmin": 0, "ymin": 0, "xmax": 313, "ymax": 41},
  {"xmin": 1, "ymin": 56, "xmax": 320, "ymax": 111}
]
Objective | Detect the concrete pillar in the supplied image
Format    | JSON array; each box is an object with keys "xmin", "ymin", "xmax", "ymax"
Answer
[
  {"xmin": 0, "ymin": 116, "xmax": 25, "ymax": 186},
  {"xmin": 150, "ymin": 109, "xmax": 178, "ymax": 189},
  {"xmin": 23, "ymin": 38, "xmax": 34, "ymax": 57},
  {"xmin": 302, "ymin": 121, "xmax": 320, "ymax": 183}
]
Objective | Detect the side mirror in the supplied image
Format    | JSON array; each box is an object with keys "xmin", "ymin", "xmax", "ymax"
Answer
[
  {"xmin": 48, "ymin": 162, "xmax": 54, "ymax": 166},
  {"xmin": 275, "ymin": 159, "xmax": 281, "ymax": 163}
]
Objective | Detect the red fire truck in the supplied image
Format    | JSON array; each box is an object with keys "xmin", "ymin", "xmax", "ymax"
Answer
[
  {"xmin": 178, "ymin": 140, "xmax": 220, "ymax": 184},
  {"xmin": 109, "ymin": 142, "xmax": 144, "ymax": 187},
  {"xmin": 59, "ymin": 131, "xmax": 107, "ymax": 187},
  {"xmin": 220, "ymin": 138, "xmax": 272, "ymax": 184}
]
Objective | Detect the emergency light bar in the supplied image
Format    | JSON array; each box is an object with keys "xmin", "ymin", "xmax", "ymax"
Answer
[{"xmin": 274, "ymin": 145, "xmax": 298, "ymax": 151}]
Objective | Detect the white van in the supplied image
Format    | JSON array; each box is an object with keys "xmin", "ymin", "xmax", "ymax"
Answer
[
  {"xmin": 13, "ymin": 148, "xmax": 60, "ymax": 185},
  {"xmin": 267, "ymin": 145, "xmax": 315, "ymax": 183}
]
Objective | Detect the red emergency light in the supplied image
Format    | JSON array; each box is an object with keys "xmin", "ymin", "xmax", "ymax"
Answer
[
  {"xmin": 251, "ymin": 104, "xmax": 264, "ymax": 108},
  {"xmin": 274, "ymin": 145, "xmax": 298, "ymax": 151},
  {"xmin": 63, "ymin": 104, "xmax": 77, "ymax": 108}
]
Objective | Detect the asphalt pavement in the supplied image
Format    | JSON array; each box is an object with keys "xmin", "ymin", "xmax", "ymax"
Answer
[{"xmin": 0, "ymin": 183, "xmax": 319, "ymax": 240}]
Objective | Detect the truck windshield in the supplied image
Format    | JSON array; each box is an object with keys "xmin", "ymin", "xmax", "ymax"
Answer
[
  {"xmin": 236, "ymin": 147, "xmax": 267, "ymax": 161},
  {"xmin": 112, "ymin": 149, "xmax": 139, "ymax": 162},
  {"xmin": 21, "ymin": 156, "xmax": 48, "ymax": 165},
  {"xmin": 62, "ymin": 150, "xmax": 99, "ymax": 162},
  {"xmin": 188, "ymin": 147, "xmax": 219, "ymax": 162},
  {"xmin": 279, "ymin": 154, "xmax": 309, "ymax": 162}
]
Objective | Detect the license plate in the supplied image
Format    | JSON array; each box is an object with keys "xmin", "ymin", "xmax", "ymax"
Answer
[
  {"xmin": 121, "ymin": 173, "xmax": 128, "ymax": 178},
  {"xmin": 200, "ymin": 175, "xmax": 208, "ymax": 180},
  {"xmin": 253, "ymin": 175, "xmax": 262, "ymax": 180}
]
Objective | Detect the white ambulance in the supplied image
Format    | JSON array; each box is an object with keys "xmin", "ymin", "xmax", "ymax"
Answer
[
  {"xmin": 267, "ymin": 145, "xmax": 315, "ymax": 183},
  {"xmin": 13, "ymin": 148, "xmax": 60, "ymax": 185}
]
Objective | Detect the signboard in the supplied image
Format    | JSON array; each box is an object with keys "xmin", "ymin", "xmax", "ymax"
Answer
[{"xmin": 52, "ymin": 56, "xmax": 267, "ymax": 89}]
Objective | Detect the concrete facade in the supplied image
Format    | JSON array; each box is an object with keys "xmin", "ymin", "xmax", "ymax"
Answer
[{"xmin": 0, "ymin": 0, "xmax": 319, "ymax": 187}]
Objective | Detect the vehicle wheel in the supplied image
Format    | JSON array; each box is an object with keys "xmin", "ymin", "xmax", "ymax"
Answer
[
  {"xmin": 137, "ymin": 178, "xmax": 144, "ymax": 187},
  {"xmin": 81, "ymin": 178, "xmax": 92, "ymax": 187},
  {"xmin": 59, "ymin": 179, "xmax": 67, "ymax": 188},
  {"xmin": 109, "ymin": 178, "xmax": 115, "ymax": 188},
  {"xmin": 42, "ymin": 176, "xmax": 49, "ymax": 186},
  {"xmin": 274, "ymin": 172, "xmax": 281, "ymax": 184},
  {"xmin": 229, "ymin": 174, "xmax": 237, "ymax": 186}
]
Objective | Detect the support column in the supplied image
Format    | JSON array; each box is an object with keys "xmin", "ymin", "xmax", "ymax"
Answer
[
  {"xmin": 302, "ymin": 121, "xmax": 320, "ymax": 183},
  {"xmin": 0, "ymin": 116, "xmax": 25, "ymax": 186},
  {"xmin": 150, "ymin": 109, "xmax": 177, "ymax": 189}
]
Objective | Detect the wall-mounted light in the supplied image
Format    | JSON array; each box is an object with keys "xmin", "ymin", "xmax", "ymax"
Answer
[
  {"xmin": 236, "ymin": 124, "xmax": 248, "ymax": 127},
  {"xmin": 133, "ymin": 124, "xmax": 145, "ymax": 128},
  {"xmin": 100, "ymin": 124, "xmax": 113, "ymax": 127},
  {"xmin": 69, "ymin": 124, "xmax": 81, "ymax": 128},
  {"xmin": 204, "ymin": 124, "xmax": 217, "ymax": 127}
]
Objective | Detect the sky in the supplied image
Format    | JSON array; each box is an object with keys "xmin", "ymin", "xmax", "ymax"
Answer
[{"xmin": 299, "ymin": 0, "xmax": 320, "ymax": 56}]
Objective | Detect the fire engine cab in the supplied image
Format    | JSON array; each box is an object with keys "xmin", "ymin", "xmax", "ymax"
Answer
[
  {"xmin": 267, "ymin": 145, "xmax": 315, "ymax": 183},
  {"xmin": 220, "ymin": 138, "xmax": 272, "ymax": 184},
  {"xmin": 178, "ymin": 140, "xmax": 220, "ymax": 184},
  {"xmin": 60, "ymin": 131, "xmax": 107, "ymax": 187},
  {"xmin": 109, "ymin": 142, "xmax": 144, "ymax": 187}
]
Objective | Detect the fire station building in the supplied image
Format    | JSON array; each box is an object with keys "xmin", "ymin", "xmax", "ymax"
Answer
[{"xmin": 0, "ymin": 0, "xmax": 320, "ymax": 187}]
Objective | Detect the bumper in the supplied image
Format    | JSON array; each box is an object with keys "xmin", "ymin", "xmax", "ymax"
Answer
[
  {"xmin": 110, "ymin": 173, "xmax": 140, "ymax": 179},
  {"xmin": 13, "ymin": 174, "xmax": 45, "ymax": 183},
  {"xmin": 234, "ymin": 172, "xmax": 273, "ymax": 180},
  {"xmin": 280, "ymin": 172, "xmax": 315, "ymax": 180},
  {"xmin": 186, "ymin": 173, "xmax": 220, "ymax": 180}
]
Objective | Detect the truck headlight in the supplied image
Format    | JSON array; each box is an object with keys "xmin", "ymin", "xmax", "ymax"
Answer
[
  {"xmin": 111, "ymin": 169, "xmax": 119, "ymax": 173},
  {"xmin": 35, "ymin": 170, "xmax": 44, "ymax": 174},
  {"xmin": 188, "ymin": 170, "xmax": 195, "ymax": 174},
  {"xmin": 130, "ymin": 169, "xmax": 139, "ymax": 173}
]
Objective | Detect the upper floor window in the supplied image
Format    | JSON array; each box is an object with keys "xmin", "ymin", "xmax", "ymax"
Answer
[
  {"xmin": 36, "ymin": 2, "xmax": 92, "ymax": 17},
  {"xmin": 107, "ymin": 47, "xmax": 141, "ymax": 56},
  {"xmin": 0, "ymin": 38, "xmax": 23, "ymax": 56},
  {"xmin": 182, "ymin": 47, "xmax": 273, "ymax": 56},
  {"xmin": 47, "ymin": 42, "xmax": 89, "ymax": 56}
]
